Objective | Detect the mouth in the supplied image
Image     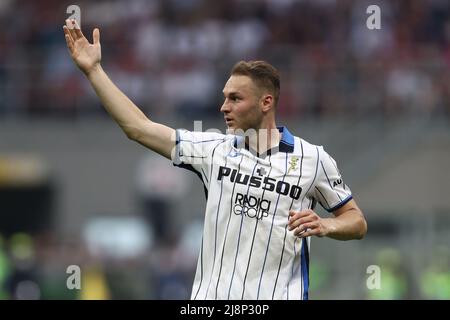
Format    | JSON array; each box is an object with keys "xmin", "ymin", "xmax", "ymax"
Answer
[{"xmin": 225, "ymin": 118, "xmax": 234, "ymax": 125}]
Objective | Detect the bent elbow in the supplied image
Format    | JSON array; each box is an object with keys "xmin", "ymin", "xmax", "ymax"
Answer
[
  {"xmin": 356, "ymin": 217, "xmax": 368, "ymax": 240},
  {"xmin": 124, "ymin": 127, "xmax": 140, "ymax": 141},
  {"xmin": 122, "ymin": 123, "xmax": 145, "ymax": 142}
]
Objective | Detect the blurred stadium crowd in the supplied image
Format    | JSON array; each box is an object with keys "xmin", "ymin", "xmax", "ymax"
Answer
[
  {"xmin": 0, "ymin": 0, "xmax": 449, "ymax": 119},
  {"xmin": 1, "ymin": 0, "xmax": 450, "ymax": 299}
]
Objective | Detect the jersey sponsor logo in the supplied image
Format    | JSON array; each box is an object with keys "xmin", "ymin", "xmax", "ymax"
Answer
[
  {"xmin": 233, "ymin": 193, "xmax": 271, "ymax": 220},
  {"xmin": 256, "ymin": 167, "xmax": 266, "ymax": 176},
  {"xmin": 217, "ymin": 166, "xmax": 302, "ymax": 200},
  {"xmin": 333, "ymin": 179, "xmax": 342, "ymax": 187}
]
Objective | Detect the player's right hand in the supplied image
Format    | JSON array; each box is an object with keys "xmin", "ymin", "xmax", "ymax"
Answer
[{"xmin": 63, "ymin": 19, "xmax": 101, "ymax": 75}]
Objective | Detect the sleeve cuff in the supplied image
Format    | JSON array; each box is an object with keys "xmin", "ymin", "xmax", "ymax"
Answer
[
  {"xmin": 325, "ymin": 195, "xmax": 353, "ymax": 212},
  {"xmin": 172, "ymin": 129, "xmax": 182, "ymax": 166}
]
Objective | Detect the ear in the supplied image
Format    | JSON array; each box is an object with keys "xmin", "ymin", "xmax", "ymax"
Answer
[{"xmin": 260, "ymin": 94, "xmax": 274, "ymax": 113}]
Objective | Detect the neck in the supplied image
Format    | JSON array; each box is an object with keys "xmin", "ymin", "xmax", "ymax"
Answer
[{"xmin": 245, "ymin": 123, "xmax": 280, "ymax": 156}]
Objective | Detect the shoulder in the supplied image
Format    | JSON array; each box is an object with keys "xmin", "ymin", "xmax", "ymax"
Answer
[
  {"xmin": 293, "ymin": 137, "xmax": 339, "ymax": 169},
  {"xmin": 294, "ymin": 137, "xmax": 324, "ymax": 156}
]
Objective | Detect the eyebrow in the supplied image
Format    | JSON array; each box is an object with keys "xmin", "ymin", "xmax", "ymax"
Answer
[{"xmin": 223, "ymin": 91, "xmax": 241, "ymax": 97}]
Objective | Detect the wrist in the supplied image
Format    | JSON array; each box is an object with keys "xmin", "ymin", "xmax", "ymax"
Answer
[
  {"xmin": 84, "ymin": 63, "xmax": 102, "ymax": 78},
  {"xmin": 322, "ymin": 218, "xmax": 337, "ymax": 237}
]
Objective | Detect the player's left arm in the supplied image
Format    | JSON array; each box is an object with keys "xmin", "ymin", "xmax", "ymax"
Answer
[{"xmin": 288, "ymin": 199, "xmax": 367, "ymax": 240}]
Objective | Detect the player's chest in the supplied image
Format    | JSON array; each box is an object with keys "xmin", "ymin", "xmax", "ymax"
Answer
[{"xmin": 212, "ymin": 151, "xmax": 318, "ymax": 200}]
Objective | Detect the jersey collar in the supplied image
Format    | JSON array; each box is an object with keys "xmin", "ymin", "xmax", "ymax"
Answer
[
  {"xmin": 278, "ymin": 126, "xmax": 295, "ymax": 153},
  {"xmin": 233, "ymin": 126, "xmax": 295, "ymax": 155}
]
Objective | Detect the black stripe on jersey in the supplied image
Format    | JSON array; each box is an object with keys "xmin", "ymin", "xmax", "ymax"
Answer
[
  {"xmin": 193, "ymin": 236, "xmax": 204, "ymax": 300},
  {"xmin": 204, "ymin": 148, "xmax": 229, "ymax": 299},
  {"xmin": 311, "ymin": 198, "xmax": 317, "ymax": 210},
  {"xmin": 213, "ymin": 153, "xmax": 245, "ymax": 299},
  {"xmin": 208, "ymin": 140, "xmax": 227, "ymax": 187},
  {"xmin": 320, "ymin": 160, "xmax": 342, "ymax": 201},
  {"xmin": 241, "ymin": 155, "xmax": 273, "ymax": 299},
  {"xmin": 173, "ymin": 129, "xmax": 182, "ymax": 165},
  {"xmin": 256, "ymin": 151, "xmax": 289, "ymax": 299},
  {"xmin": 201, "ymin": 168, "xmax": 208, "ymax": 184},
  {"xmin": 272, "ymin": 140, "xmax": 304, "ymax": 299},
  {"xmin": 327, "ymin": 153, "xmax": 341, "ymax": 175},
  {"xmin": 327, "ymin": 154, "xmax": 346, "ymax": 190},
  {"xmin": 304, "ymin": 146, "xmax": 320, "ymax": 196},
  {"xmin": 227, "ymin": 161, "xmax": 259, "ymax": 299},
  {"xmin": 314, "ymin": 186, "xmax": 331, "ymax": 208}
]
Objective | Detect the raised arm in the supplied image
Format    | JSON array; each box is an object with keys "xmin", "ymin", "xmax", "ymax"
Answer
[{"xmin": 63, "ymin": 19, "xmax": 175, "ymax": 159}]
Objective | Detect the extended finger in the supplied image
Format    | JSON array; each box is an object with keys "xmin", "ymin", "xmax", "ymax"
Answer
[
  {"xmin": 63, "ymin": 25, "xmax": 73, "ymax": 41},
  {"xmin": 72, "ymin": 19, "xmax": 84, "ymax": 40},
  {"xmin": 93, "ymin": 28, "xmax": 100, "ymax": 45},
  {"xmin": 64, "ymin": 33, "xmax": 74, "ymax": 53},
  {"xmin": 65, "ymin": 19, "xmax": 78, "ymax": 40},
  {"xmin": 63, "ymin": 26, "xmax": 75, "ymax": 54}
]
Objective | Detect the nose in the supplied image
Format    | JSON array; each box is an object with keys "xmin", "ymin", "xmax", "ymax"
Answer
[{"xmin": 220, "ymin": 100, "xmax": 230, "ymax": 113}]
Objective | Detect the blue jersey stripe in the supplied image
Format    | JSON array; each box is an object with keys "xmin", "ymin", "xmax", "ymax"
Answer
[{"xmin": 301, "ymin": 237, "xmax": 310, "ymax": 300}]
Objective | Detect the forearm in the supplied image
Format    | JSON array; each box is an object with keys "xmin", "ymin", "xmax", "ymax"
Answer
[
  {"xmin": 323, "ymin": 209, "xmax": 367, "ymax": 240},
  {"xmin": 86, "ymin": 64, "xmax": 148, "ymax": 137}
]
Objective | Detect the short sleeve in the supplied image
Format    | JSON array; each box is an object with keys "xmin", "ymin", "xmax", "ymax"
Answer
[
  {"xmin": 171, "ymin": 129, "xmax": 227, "ymax": 183},
  {"xmin": 313, "ymin": 147, "xmax": 353, "ymax": 212}
]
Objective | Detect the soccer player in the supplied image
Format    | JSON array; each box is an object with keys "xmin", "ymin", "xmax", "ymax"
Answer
[{"xmin": 63, "ymin": 19, "xmax": 367, "ymax": 300}]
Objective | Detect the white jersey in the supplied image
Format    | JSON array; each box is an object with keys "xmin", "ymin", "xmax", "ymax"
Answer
[{"xmin": 172, "ymin": 126, "xmax": 352, "ymax": 300}]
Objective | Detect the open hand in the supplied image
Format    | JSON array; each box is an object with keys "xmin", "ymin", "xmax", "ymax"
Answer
[{"xmin": 63, "ymin": 19, "xmax": 101, "ymax": 75}]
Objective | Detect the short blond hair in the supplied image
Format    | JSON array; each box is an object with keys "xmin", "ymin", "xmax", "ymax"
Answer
[{"xmin": 230, "ymin": 60, "xmax": 280, "ymax": 106}]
